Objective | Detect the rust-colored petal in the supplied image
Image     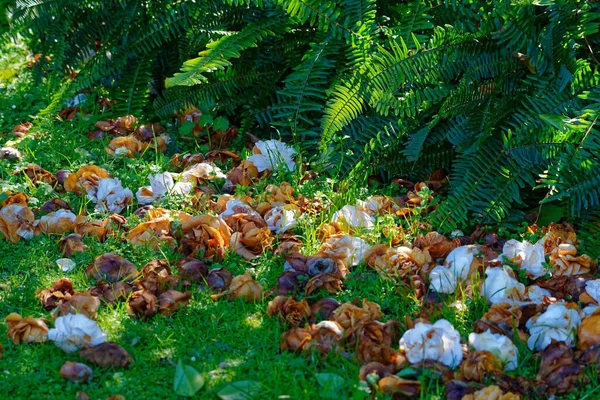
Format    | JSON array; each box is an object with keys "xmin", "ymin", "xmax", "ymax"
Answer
[
  {"xmin": 59, "ymin": 233, "xmax": 88, "ymax": 256},
  {"xmin": 378, "ymin": 375, "xmax": 421, "ymax": 398},
  {"xmin": 280, "ymin": 327, "xmax": 312, "ymax": 352},
  {"xmin": 127, "ymin": 290, "xmax": 158, "ymax": 319},
  {"xmin": 535, "ymin": 341, "xmax": 584, "ymax": 394},
  {"xmin": 304, "ymin": 273, "xmax": 343, "ymax": 296},
  {"xmin": 60, "ymin": 361, "xmax": 93, "ymax": 383},
  {"xmin": 579, "ymin": 312, "xmax": 600, "ymax": 350},
  {"xmin": 228, "ymin": 271, "xmax": 263, "ymax": 302},
  {"xmin": 51, "ymin": 293, "xmax": 101, "ymax": 320},
  {"xmin": 267, "ymin": 296, "xmax": 311, "ymax": 326},
  {"xmin": 460, "ymin": 350, "xmax": 501, "ymax": 382},
  {"xmin": 158, "ymin": 290, "xmax": 192, "ymax": 316},
  {"xmin": 79, "ymin": 342, "xmax": 133, "ymax": 368},
  {"xmin": 5, "ymin": 313, "xmax": 49, "ymax": 344},
  {"xmin": 86, "ymin": 253, "xmax": 138, "ymax": 283}
]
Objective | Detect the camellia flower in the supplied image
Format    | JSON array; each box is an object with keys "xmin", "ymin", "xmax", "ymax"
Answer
[
  {"xmin": 399, "ymin": 319, "xmax": 463, "ymax": 368},
  {"xmin": 429, "ymin": 265, "xmax": 458, "ymax": 294},
  {"xmin": 444, "ymin": 245, "xmax": 478, "ymax": 281},
  {"xmin": 331, "ymin": 203, "xmax": 375, "ymax": 229},
  {"xmin": 93, "ymin": 178, "xmax": 133, "ymax": 214},
  {"xmin": 502, "ymin": 239, "xmax": 547, "ymax": 279},
  {"xmin": 136, "ymin": 172, "xmax": 193, "ymax": 205},
  {"xmin": 0, "ymin": 204, "xmax": 35, "ymax": 242},
  {"xmin": 247, "ymin": 140, "xmax": 296, "ymax": 172},
  {"xmin": 36, "ymin": 209, "xmax": 77, "ymax": 235},
  {"xmin": 481, "ymin": 266, "xmax": 525, "ymax": 305},
  {"xmin": 526, "ymin": 303, "xmax": 581, "ymax": 351},
  {"xmin": 47, "ymin": 314, "xmax": 107, "ymax": 353},
  {"xmin": 468, "ymin": 330, "xmax": 518, "ymax": 370},
  {"xmin": 264, "ymin": 206, "xmax": 297, "ymax": 234},
  {"xmin": 318, "ymin": 235, "xmax": 371, "ymax": 267},
  {"xmin": 585, "ymin": 280, "xmax": 600, "ymax": 304},
  {"xmin": 219, "ymin": 199, "xmax": 259, "ymax": 220}
]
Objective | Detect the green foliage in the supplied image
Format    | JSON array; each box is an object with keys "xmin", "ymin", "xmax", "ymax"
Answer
[{"xmin": 7, "ymin": 0, "xmax": 600, "ymax": 230}]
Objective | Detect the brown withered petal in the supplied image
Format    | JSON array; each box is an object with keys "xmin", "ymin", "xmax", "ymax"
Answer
[
  {"xmin": 13, "ymin": 122, "xmax": 32, "ymax": 137},
  {"xmin": 51, "ymin": 293, "xmax": 101, "ymax": 320},
  {"xmin": 460, "ymin": 350, "xmax": 501, "ymax": 382},
  {"xmin": 5, "ymin": 313, "xmax": 49, "ymax": 344},
  {"xmin": 60, "ymin": 361, "xmax": 93, "ymax": 383},
  {"xmin": 310, "ymin": 298, "xmax": 341, "ymax": 321},
  {"xmin": 461, "ymin": 385, "xmax": 522, "ymax": 400},
  {"xmin": 39, "ymin": 198, "xmax": 71, "ymax": 214},
  {"xmin": 358, "ymin": 362, "xmax": 394, "ymax": 382},
  {"xmin": 1, "ymin": 192, "xmax": 29, "ymax": 207},
  {"xmin": 305, "ymin": 322, "xmax": 344, "ymax": 354},
  {"xmin": 79, "ymin": 342, "xmax": 133, "ymax": 368},
  {"xmin": 284, "ymin": 253, "xmax": 309, "ymax": 274},
  {"xmin": 59, "ymin": 233, "xmax": 88, "ymax": 257},
  {"xmin": 18, "ymin": 163, "xmax": 57, "ymax": 186},
  {"xmin": 536, "ymin": 275, "xmax": 592, "ymax": 301},
  {"xmin": 56, "ymin": 169, "xmax": 71, "ymax": 186},
  {"xmin": 280, "ymin": 327, "xmax": 312, "ymax": 352},
  {"xmin": 127, "ymin": 290, "xmax": 158, "ymax": 319},
  {"xmin": 304, "ymin": 273, "xmax": 343, "ymax": 296},
  {"xmin": 267, "ymin": 296, "xmax": 311, "ymax": 326},
  {"xmin": 413, "ymin": 231, "xmax": 456, "ymax": 258},
  {"xmin": 228, "ymin": 271, "xmax": 263, "ymax": 302},
  {"xmin": 535, "ymin": 341, "xmax": 584, "ymax": 394},
  {"xmin": 158, "ymin": 290, "xmax": 192, "ymax": 316},
  {"xmin": 38, "ymin": 278, "xmax": 75, "ymax": 309},
  {"xmin": 274, "ymin": 271, "xmax": 304, "ymax": 296},
  {"xmin": 306, "ymin": 253, "xmax": 347, "ymax": 278},
  {"xmin": 134, "ymin": 123, "xmax": 164, "ymax": 141},
  {"xmin": 444, "ymin": 380, "xmax": 480, "ymax": 400},
  {"xmin": 177, "ymin": 258, "xmax": 208, "ymax": 286},
  {"xmin": 274, "ymin": 234, "xmax": 303, "ymax": 257},
  {"xmin": 205, "ymin": 268, "xmax": 233, "ymax": 292},
  {"xmin": 578, "ymin": 312, "xmax": 600, "ymax": 351},
  {"xmin": 89, "ymin": 281, "xmax": 133, "ymax": 305},
  {"xmin": 87, "ymin": 253, "xmax": 138, "ymax": 283},
  {"xmin": 378, "ymin": 375, "xmax": 421, "ymax": 398}
]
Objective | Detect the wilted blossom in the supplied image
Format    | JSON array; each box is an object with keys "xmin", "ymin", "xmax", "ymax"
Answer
[
  {"xmin": 526, "ymin": 304, "xmax": 582, "ymax": 351},
  {"xmin": 93, "ymin": 178, "xmax": 133, "ymax": 214},
  {"xmin": 468, "ymin": 330, "xmax": 518, "ymax": 370},
  {"xmin": 219, "ymin": 199, "xmax": 259, "ymax": 220},
  {"xmin": 36, "ymin": 209, "xmax": 77, "ymax": 234},
  {"xmin": 319, "ymin": 235, "xmax": 371, "ymax": 267},
  {"xmin": 47, "ymin": 314, "xmax": 107, "ymax": 353},
  {"xmin": 502, "ymin": 238, "xmax": 547, "ymax": 279},
  {"xmin": 136, "ymin": 172, "xmax": 192, "ymax": 205},
  {"xmin": 331, "ymin": 203, "xmax": 375, "ymax": 229},
  {"xmin": 399, "ymin": 319, "xmax": 463, "ymax": 368},
  {"xmin": 56, "ymin": 258, "xmax": 76, "ymax": 272},
  {"xmin": 264, "ymin": 206, "xmax": 297, "ymax": 234},
  {"xmin": 481, "ymin": 266, "xmax": 525, "ymax": 305},
  {"xmin": 444, "ymin": 245, "xmax": 478, "ymax": 281},
  {"xmin": 429, "ymin": 265, "xmax": 458, "ymax": 294},
  {"xmin": 247, "ymin": 140, "xmax": 296, "ymax": 172},
  {"xmin": 585, "ymin": 280, "xmax": 600, "ymax": 304}
]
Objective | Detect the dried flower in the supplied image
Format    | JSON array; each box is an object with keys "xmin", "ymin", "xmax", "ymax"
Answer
[
  {"xmin": 228, "ymin": 271, "xmax": 262, "ymax": 301},
  {"xmin": 127, "ymin": 290, "xmax": 158, "ymax": 319},
  {"xmin": 5, "ymin": 313, "xmax": 49, "ymax": 344},
  {"xmin": 51, "ymin": 293, "xmax": 101, "ymax": 320},
  {"xmin": 318, "ymin": 235, "xmax": 371, "ymax": 267},
  {"xmin": 64, "ymin": 165, "xmax": 110, "ymax": 196},
  {"xmin": 378, "ymin": 375, "xmax": 421, "ymax": 397},
  {"xmin": 399, "ymin": 319, "xmax": 463, "ymax": 369},
  {"xmin": 60, "ymin": 362, "xmax": 93, "ymax": 383},
  {"xmin": 267, "ymin": 296, "xmax": 311, "ymax": 326},
  {"xmin": 247, "ymin": 140, "xmax": 296, "ymax": 172},
  {"xmin": 331, "ymin": 204, "xmax": 374, "ymax": 229},
  {"xmin": 35, "ymin": 209, "xmax": 77, "ymax": 235},
  {"xmin": 429, "ymin": 265, "xmax": 458, "ymax": 294},
  {"xmin": 305, "ymin": 273, "xmax": 343, "ymax": 295},
  {"xmin": 86, "ymin": 253, "xmax": 138, "ymax": 283},
  {"xmin": 548, "ymin": 244, "xmax": 594, "ymax": 276},
  {"xmin": 0, "ymin": 204, "xmax": 35, "ymax": 242},
  {"xmin": 264, "ymin": 206, "xmax": 297, "ymax": 234},
  {"xmin": 93, "ymin": 178, "xmax": 133, "ymax": 214},
  {"xmin": 578, "ymin": 310, "xmax": 600, "ymax": 350},
  {"xmin": 460, "ymin": 350, "xmax": 501, "ymax": 382},
  {"xmin": 59, "ymin": 233, "xmax": 88, "ymax": 256},
  {"xmin": 79, "ymin": 342, "xmax": 133, "ymax": 368},
  {"xmin": 136, "ymin": 172, "xmax": 192, "ymax": 205},
  {"xmin": 48, "ymin": 314, "xmax": 106, "ymax": 353}
]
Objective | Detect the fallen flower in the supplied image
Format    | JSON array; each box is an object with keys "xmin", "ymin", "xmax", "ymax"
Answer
[
  {"xmin": 0, "ymin": 204, "xmax": 35, "ymax": 242},
  {"xmin": 86, "ymin": 253, "xmax": 139, "ymax": 283},
  {"xmin": 468, "ymin": 330, "xmax": 518, "ymax": 370},
  {"xmin": 399, "ymin": 319, "xmax": 463, "ymax": 369},
  {"xmin": 56, "ymin": 258, "xmax": 76, "ymax": 272},
  {"xmin": 247, "ymin": 140, "xmax": 296, "ymax": 172},
  {"xmin": 331, "ymin": 203, "xmax": 374, "ymax": 230},
  {"xmin": 64, "ymin": 165, "xmax": 110, "ymax": 197},
  {"xmin": 136, "ymin": 172, "xmax": 193, "ymax": 205},
  {"xmin": 93, "ymin": 178, "xmax": 133, "ymax": 214},
  {"xmin": 35, "ymin": 209, "xmax": 77, "ymax": 235},
  {"xmin": 5, "ymin": 313, "xmax": 49, "ymax": 344},
  {"xmin": 318, "ymin": 235, "xmax": 370, "ymax": 267},
  {"xmin": 460, "ymin": 350, "xmax": 501, "ymax": 382},
  {"xmin": 79, "ymin": 342, "xmax": 133, "ymax": 368},
  {"xmin": 228, "ymin": 271, "xmax": 262, "ymax": 301},
  {"xmin": 158, "ymin": 290, "xmax": 192, "ymax": 316},
  {"xmin": 429, "ymin": 265, "xmax": 458, "ymax": 294},
  {"xmin": 526, "ymin": 303, "xmax": 581, "ymax": 351},
  {"xmin": 502, "ymin": 239, "xmax": 547, "ymax": 280},
  {"xmin": 48, "ymin": 314, "xmax": 106, "ymax": 353},
  {"xmin": 267, "ymin": 296, "xmax": 311, "ymax": 326},
  {"xmin": 60, "ymin": 361, "xmax": 93, "ymax": 383},
  {"xmin": 481, "ymin": 266, "xmax": 525, "ymax": 305},
  {"xmin": 264, "ymin": 206, "xmax": 297, "ymax": 234}
]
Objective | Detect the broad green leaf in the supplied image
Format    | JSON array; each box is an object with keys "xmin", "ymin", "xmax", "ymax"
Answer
[
  {"xmin": 539, "ymin": 114, "xmax": 568, "ymax": 131},
  {"xmin": 217, "ymin": 380, "xmax": 262, "ymax": 400},
  {"xmin": 315, "ymin": 373, "xmax": 345, "ymax": 399},
  {"xmin": 197, "ymin": 114, "xmax": 214, "ymax": 127},
  {"xmin": 536, "ymin": 204, "xmax": 565, "ymax": 226},
  {"xmin": 174, "ymin": 359, "xmax": 204, "ymax": 397},
  {"xmin": 212, "ymin": 116, "xmax": 229, "ymax": 132},
  {"xmin": 396, "ymin": 367, "xmax": 419, "ymax": 379},
  {"xmin": 179, "ymin": 121, "xmax": 195, "ymax": 136}
]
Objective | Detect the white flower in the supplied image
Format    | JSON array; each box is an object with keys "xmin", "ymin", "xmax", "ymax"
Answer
[
  {"xmin": 444, "ymin": 245, "xmax": 478, "ymax": 281},
  {"xmin": 56, "ymin": 258, "xmax": 76, "ymax": 272},
  {"xmin": 450, "ymin": 230, "xmax": 464, "ymax": 239},
  {"xmin": 93, "ymin": 178, "xmax": 133, "ymax": 214},
  {"xmin": 524, "ymin": 285, "xmax": 552, "ymax": 304},
  {"xmin": 468, "ymin": 330, "xmax": 518, "ymax": 370},
  {"xmin": 331, "ymin": 204, "xmax": 374, "ymax": 229},
  {"xmin": 264, "ymin": 206, "xmax": 297, "ymax": 234},
  {"xmin": 429, "ymin": 265, "xmax": 458, "ymax": 294},
  {"xmin": 47, "ymin": 314, "xmax": 106, "ymax": 353},
  {"xmin": 585, "ymin": 279, "xmax": 600, "ymax": 304},
  {"xmin": 181, "ymin": 162, "xmax": 226, "ymax": 181},
  {"xmin": 115, "ymin": 147, "xmax": 128, "ymax": 157},
  {"xmin": 219, "ymin": 199, "xmax": 259, "ymax": 219},
  {"xmin": 502, "ymin": 239, "xmax": 547, "ymax": 279},
  {"xmin": 319, "ymin": 235, "xmax": 371, "ymax": 267},
  {"xmin": 481, "ymin": 266, "xmax": 525, "ymax": 305},
  {"xmin": 581, "ymin": 305, "xmax": 600, "ymax": 318},
  {"xmin": 247, "ymin": 140, "xmax": 296, "ymax": 172},
  {"xmin": 399, "ymin": 319, "xmax": 463, "ymax": 369},
  {"xmin": 136, "ymin": 173, "xmax": 192, "ymax": 205},
  {"xmin": 526, "ymin": 304, "xmax": 581, "ymax": 351}
]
